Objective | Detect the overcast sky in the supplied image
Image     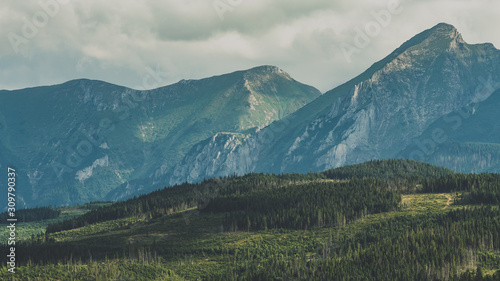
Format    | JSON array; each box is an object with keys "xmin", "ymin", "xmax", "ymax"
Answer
[{"xmin": 1, "ymin": 0, "xmax": 499, "ymax": 93}]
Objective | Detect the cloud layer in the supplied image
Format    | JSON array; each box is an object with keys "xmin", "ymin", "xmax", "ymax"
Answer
[{"xmin": 1, "ymin": 0, "xmax": 499, "ymax": 92}]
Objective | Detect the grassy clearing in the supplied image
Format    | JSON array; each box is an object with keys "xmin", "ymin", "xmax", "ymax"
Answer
[
  {"xmin": 52, "ymin": 192, "xmax": 460, "ymax": 251},
  {"xmin": 0, "ymin": 260, "xmax": 184, "ymax": 281},
  {"xmin": 0, "ymin": 208, "xmax": 89, "ymax": 244},
  {"xmin": 12, "ymin": 191, "xmax": 499, "ymax": 280}
]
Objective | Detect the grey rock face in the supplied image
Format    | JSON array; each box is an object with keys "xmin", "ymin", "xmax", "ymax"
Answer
[{"xmin": 171, "ymin": 23, "xmax": 500, "ymax": 183}]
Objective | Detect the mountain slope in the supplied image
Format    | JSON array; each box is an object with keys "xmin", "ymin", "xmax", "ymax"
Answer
[
  {"xmin": 4, "ymin": 160, "xmax": 500, "ymax": 280},
  {"xmin": 399, "ymin": 87, "xmax": 500, "ymax": 173},
  {"xmin": 171, "ymin": 23, "xmax": 500, "ymax": 184},
  {"xmin": 0, "ymin": 66, "xmax": 320, "ymax": 207}
]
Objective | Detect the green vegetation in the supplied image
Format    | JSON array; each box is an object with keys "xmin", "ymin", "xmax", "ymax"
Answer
[
  {"xmin": 321, "ymin": 159, "xmax": 456, "ymax": 180},
  {"xmin": 422, "ymin": 173, "xmax": 500, "ymax": 204},
  {"xmin": 0, "ymin": 207, "xmax": 61, "ymax": 223},
  {"xmin": 205, "ymin": 179, "xmax": 400, "ymax": 231},
  {"xmin": 0, "ymin": 260, "xmax": 183, "ymax": 281},
  {"xmin": 0, "ymin": 67, "xmax": 321, "ymax": 207},
  {"xmin": 0, "ymin": 202, "xmax": 112, "ymax": 245},
  {"xmin": 1, "ymin": 160, "xmax": 500, "ymax": 280}
]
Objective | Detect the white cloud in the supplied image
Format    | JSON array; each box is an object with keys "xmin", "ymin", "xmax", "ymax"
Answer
[{"xmin": 0, "ymin": 0, "xmax": 499, "ymax": 92}]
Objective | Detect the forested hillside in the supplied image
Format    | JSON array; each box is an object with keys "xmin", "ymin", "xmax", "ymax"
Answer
[
  {"xmin": 2, "ymin": 160, "xmax": 500, "ymax": 280},
  {"xmin": 0, "ymin": 66, "xmax": 321, "ymax": 208}
]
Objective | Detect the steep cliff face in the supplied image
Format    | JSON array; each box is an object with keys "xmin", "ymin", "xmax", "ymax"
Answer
[
  {"xmin": 169, "ymin": 133, "xmax": 253, "ymax": 185},
  {"xmin": 282, "ymin": 23, "xmax": 500, "ymax": 172},
  {"xmin": 170, "ymin": 23, "xmax": 500, "ymax": 184},
  {"xmin": 4, "ymin": 23, "xmax": 500, "ymax": 205}
]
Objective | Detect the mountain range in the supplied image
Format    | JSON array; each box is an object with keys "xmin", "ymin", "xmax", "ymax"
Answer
[
  {"xmin": 3, "ymin": 159, "xmax": 500, "ymax": 280},
  {"xmin": 1, "ymin": 22, "xmax": 500, "ymax": 207},
  {"xmin": 0, "ymin": 66, "xmax": 320, "ymax": 207},
  {"xmin": 169, "ymin": 23, "xmax": 500, "ymax": 184}
]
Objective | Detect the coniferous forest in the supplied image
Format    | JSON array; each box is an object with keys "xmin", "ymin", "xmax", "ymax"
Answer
[
  {"xmin": 2, "ymin": 159, "xmax": 500, "ymax": 280},
  {"xmin": 0, "ymin": 207, "xmax": 61, "ymax": 223}
]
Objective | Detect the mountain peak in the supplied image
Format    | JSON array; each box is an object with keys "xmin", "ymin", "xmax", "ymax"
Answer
[
  {"xmin": 431, "ymin": 22, "xmax": 458, "ymax": 32},
  {"xmin": 384, "ymin": 23, "xmax": 464, "ymax": 59},
  {"xmin": 426, "ymin": 22, "xmax": 464, "ymax": 43},
  {"xmin": 243, "ymin": 65, "xmax": 293, "ymax": 82},
  {"xmin": 395, "ymin": 23, "xmax": 465, "ymax": 55},
  {"xmin": 247, "ymin": 65, "xmax": 288, "ymax": 75}
]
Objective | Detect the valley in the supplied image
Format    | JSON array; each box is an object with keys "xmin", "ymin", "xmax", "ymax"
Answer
[
  {"xmin": 2, "ymin": 22, "xmax": 500, "ymax": 280},
  {"xmin": 1, "ymin": 160, "xmax": 500, "ymax": 280}
]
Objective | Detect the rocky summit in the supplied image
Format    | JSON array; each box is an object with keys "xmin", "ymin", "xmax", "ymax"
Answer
[{"xmin": 169, "ymin": 23, "xmax": 500, "ymax": 185}]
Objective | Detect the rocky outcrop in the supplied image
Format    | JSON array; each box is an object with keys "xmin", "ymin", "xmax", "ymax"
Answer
[
  {"xmin": 0, "ymin": 66, "xmax": 320, "ymax": 207},
  {"xmin": 171, "ymin": 23, "xmax": 500, "ymax": 183}
]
